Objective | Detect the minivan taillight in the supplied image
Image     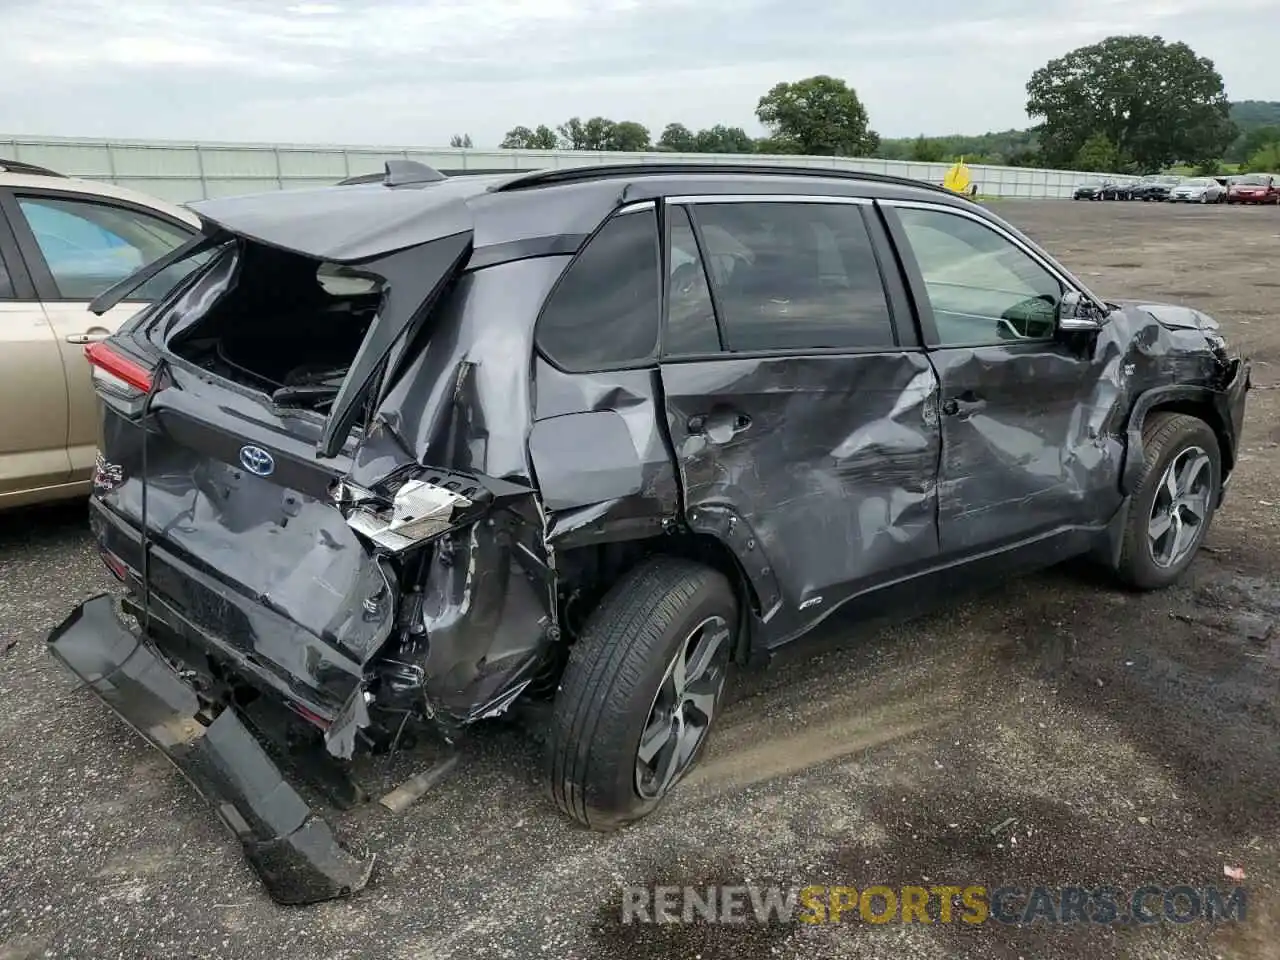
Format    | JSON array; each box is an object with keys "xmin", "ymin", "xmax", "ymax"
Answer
[{"xmin": 85, "ymin": 341, "xmax": 154, "ymax": 397}]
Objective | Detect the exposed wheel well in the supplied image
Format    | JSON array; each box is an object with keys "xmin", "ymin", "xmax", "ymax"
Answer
[
  {"xmin": 1141, "ymin": 398, "xmax": 1233, "ymax": 473},
  {"xmin": 555, "ymin": 531, "xmax": 760, "ymax": 663}
]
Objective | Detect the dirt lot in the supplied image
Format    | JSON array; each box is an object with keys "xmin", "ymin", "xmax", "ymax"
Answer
[{"xmin": 1, "ymin": 199, "xmax": 1278, "ymax": 960}]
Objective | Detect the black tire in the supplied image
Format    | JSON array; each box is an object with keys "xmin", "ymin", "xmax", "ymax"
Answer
[
  {"xmin": 545, "ymin": 556, "xmax": 737, "ymax": 830},
  {"xmin": 1115, "ymin": 412, "xmax": 1221, "ymax": 590}
]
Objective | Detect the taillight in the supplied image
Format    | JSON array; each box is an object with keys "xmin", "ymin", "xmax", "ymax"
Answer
[{"xmin": 85, "ymin": 341, "xmax": 154, "ymax": 397}]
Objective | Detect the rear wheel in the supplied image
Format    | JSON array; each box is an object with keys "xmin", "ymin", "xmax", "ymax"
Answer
[
  {"xmin": 1116, "ymin": 413, "xmax": 1221, "ymax": 590},
  {"xmin": 545, "ymin": 556, "xmax": 737, "ymax": 830}
]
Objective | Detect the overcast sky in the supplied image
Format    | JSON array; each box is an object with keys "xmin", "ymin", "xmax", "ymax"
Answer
[{"xmin": 2, "ymin": 0, "xmax": 1276, "ymax": 148}]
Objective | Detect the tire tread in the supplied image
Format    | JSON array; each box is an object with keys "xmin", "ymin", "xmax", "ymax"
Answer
[{"xmin": 546, "ymin": 556, "xmax": 730, "ymax": 829}]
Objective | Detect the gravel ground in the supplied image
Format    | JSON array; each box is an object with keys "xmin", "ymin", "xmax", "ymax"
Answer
[{"xmin": 1, "ymin": 199, "xmax": 1278, "ymax": 960}]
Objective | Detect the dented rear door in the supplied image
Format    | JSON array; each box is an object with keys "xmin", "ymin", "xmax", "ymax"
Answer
[{"xmin": 659, "ymin": 197, "xmax": 942, "ymax": 632}]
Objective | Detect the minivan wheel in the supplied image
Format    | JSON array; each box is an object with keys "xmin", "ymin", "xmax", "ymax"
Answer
[
  {"xmin": 1116, "ymin": 413, "xmax": 1221, "ymax": 590},
  {"xmin": 545, "ymin": 556, "xmax": 737, "ymax": 830}
]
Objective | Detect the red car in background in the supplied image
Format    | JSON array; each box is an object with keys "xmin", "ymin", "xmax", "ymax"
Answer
[{"xmin": 1227, "ymin": 174, "xmax": 1280, "ymax": 205}]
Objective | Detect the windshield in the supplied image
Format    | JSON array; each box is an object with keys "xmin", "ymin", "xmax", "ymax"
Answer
[
  {"xmin": 1238, "ymin": 174, "xmax": 1270, "ymax": 185},
  {"xmin": 1184, "ymin": 178, "xmax": 1213, "ymax": 187},
  {"xmin": 1157, "ymin": 177, "xmax": 1181, "ymax": 185}
]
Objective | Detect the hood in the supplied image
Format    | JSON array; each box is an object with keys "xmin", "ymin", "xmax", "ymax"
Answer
[{"xmin": 1110, "ymin": 300, "xmax": 1220, "ymax": 333}]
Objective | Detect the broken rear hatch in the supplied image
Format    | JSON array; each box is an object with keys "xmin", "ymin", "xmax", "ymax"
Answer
[{"xmin": 46, "ymin": 178, "xmax": 498, "ymax": 903}]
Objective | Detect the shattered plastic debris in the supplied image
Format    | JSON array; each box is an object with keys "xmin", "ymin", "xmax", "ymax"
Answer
[{"xmin": 1223, "ymin": 864, "xmax": 1246, "ymax": 882}]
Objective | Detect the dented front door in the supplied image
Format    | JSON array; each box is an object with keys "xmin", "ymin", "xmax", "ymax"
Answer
[{"xmin": 882, "ymin": 200, "xmax": 1121, "ymax": 556}]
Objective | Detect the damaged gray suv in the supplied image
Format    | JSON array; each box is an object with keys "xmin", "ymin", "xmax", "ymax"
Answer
[{"xmin": 49, "ymin": 161, "xmax": 1250, "ymax": 904}]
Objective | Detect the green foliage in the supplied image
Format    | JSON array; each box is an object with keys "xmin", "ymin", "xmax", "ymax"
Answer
[
  {"xmin": 609, "ymin": 121, "xmax": 651, "ymax": 151},
  {"xmin": 1229, "ymin": 124, "xmax": 1280, "ymax": 164},
  {"xmin": 1026, "ymin": 35, "xmax": 1235, "ymax": 171},
  {"xmin": 694, "ymin": 124, "xmax": 755, "ymax": 154},
  {"xmin": 499, "ymin": 125, "xmax": 558, "ymax": 150},
  {"xmin": 909, "ymin": 136, "xmax": 945, "ymax": 162},
  {"xmin": 549, "ymin": 117, "xmax": 651, "ymax": 151},
  {"xmin": 878, "ymin": 128, "xmax": 1040, "ymax": 166},
  {"xmin": 657, "ymin": 123, "xmax": 697, "ymax": 152},
  {"xmin": 1194, "ymin": 158, "xmax": 1223, "ymax": 175},
  {"xmin": 755, "ymin": 75, "xmax": 878, "ymax": 156},
  {"xmin": 1074, "ymin": 132, "xmax": 1120, "ymax": 171},
  {"xmin": 1242, "ymin": 143, "xmax": 1280, "ymax": 173}
]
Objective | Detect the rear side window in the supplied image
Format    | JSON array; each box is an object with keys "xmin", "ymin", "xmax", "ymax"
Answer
[
  {"xmin": 536, "ymin": 206, "xmax": 660, "ymax": 371},
  {"xmin": 665, "ymin": 206, "xmax": 721, "ymax": 355},
  {"xmin": 16, "ymin": 195, "xmax": 196, "ymax": 301},
  {"xmin": 690, "ymin": 201, "xmax": 896, "ymax": 352}
]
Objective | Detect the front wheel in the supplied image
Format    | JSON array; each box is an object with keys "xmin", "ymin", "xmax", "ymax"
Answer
[
  {"xmin": 1115, "ymin": 413, "xmax": 1221, "ymax": 590},
  {"xmin": 545, "ymin": 556, "xmax": 738, "ymax": 830}
]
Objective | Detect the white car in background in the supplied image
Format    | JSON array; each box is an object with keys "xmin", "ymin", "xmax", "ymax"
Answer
[
  {"xmin": 0, "ymin": 159, "xmax": 202, "ymax": 508},
  {"xmin": 1168, "ymin": 177, "xmax": 1226, "ymax": 204}
]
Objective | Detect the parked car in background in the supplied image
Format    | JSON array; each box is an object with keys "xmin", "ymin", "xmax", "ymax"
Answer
[
  {"xmin": 0, "ymin": 160, "xmax": 202, "ymax": 509},
  {"xmin": 1169, "ymin": 177, "xmax": 1227, "ymax": 203},
  {"xmin": 1100, "ymin": 180, "xmax": 1135, "ymax": 200},
  {"xmin": 1227, "ymin": 174, "xmax": 1280, "ymax": 205},
  {"xmin": 48, "ymin": 161, "xmax": 1249, "ymax": 905},
  {"xmin": 1135, "ymin": 175, "xmax": 1183, "ymax": 201},
  {"xmin": 1072, "ymin": 179, "xmax": 1107, "ymax": 200}
]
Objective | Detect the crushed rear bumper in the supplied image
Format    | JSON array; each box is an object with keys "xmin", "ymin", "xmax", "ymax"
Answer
[{"xmin": 46, "ymin": 594, "xmax": 373, "ymax": 905}]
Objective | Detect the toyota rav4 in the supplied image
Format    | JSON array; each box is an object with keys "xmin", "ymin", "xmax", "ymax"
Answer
[{"xmin": 47, "ymin": 161, "xmax": 1250, "ymax": 905}]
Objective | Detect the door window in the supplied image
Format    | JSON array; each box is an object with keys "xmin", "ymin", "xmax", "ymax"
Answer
[
  {"xmin": 894, "ymin": 207, "xmax": 1063, "ymax": 345},
  {"xmin": 688, "ymin": 201, "xmax": 896, "ymax": 352},
  {"xmin": 536, "ymin": 206, "xmax": 661, "ymax": 371},
  {"xmin": 664, "ymin": 206, "xmax": 722, "ymax": 355},
  {"xmin": 17, "ymin": 195, "xmax": 197, "ymax": 301}
]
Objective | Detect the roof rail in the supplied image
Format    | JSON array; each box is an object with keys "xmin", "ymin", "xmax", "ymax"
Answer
[
  {"xmin": 0, "ymin": 158, "xmax": 66, "ymax": 178},
  {"xmin": 490, "ymin": 162, "xmax": 966, "ymax": 199}
]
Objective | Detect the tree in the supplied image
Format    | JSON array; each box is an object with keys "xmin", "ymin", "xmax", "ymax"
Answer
[
  {"xmin": 499, "ymin": 125, "xmax": 558, "ymax": 150},
  {"xmin": 608, "ymin": 121, "xmax": 651, "ymax": 151},
  {"xmin": 1236, "ymin": 125, "xmax": 1280, "ymax": 163},
  {"xmin": 1026, "ymin": 35, "xmax": 1235, "ymax": 171},
  {"xmin": 909, "ymin": 136, "xmax": 945, "ymax": 162},
  {"xmin": 693, "ymin": 124, "xmax": 755, "ymax": 154},
  {"xmin": 1074, "ymin": 132, "xmax": 1120, "ymax": 171},
  {"xmin": 658, "ymin": 123, "xmax": 697, "ymax": 152},
  {"xmin": 755, "ymin": 75, "xmax": 878, "ymax": 156},
  {"xmin": 1243, "ymin": 143, "xmax": 1280, "ymax": 173},
  {"xmin": 449, "ymin": 133, "xmax": 473, "ymax": 149}
]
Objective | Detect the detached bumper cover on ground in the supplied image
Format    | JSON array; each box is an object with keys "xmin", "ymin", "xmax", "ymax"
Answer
[{"xmin": 46, "ymin": 594, "xmax": 373, "ymax": 906}]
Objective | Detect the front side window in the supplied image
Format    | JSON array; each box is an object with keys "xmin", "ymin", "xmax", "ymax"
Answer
[
  {"xmin": 894, "ymin": 206, "xmax": 1063, "ymax": 345},
  {"xmin": 689, "ymin": 201, "xmax": 896, "ymax": 352},
  {"xmin": 17, "ymin": 195, "xmax": 197, "ymax": 301},
  {"xmin": 536, "ymin": 206, "xmax": 661, "ymax": 371}
]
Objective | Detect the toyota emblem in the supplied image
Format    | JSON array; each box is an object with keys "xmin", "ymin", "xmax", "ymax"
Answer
[{"xmin": 239, "ymin": 445, "xmax": 276, "ymax": 477}]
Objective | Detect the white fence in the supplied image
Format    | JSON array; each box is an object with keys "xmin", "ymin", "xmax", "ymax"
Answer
[{"xmin": 0, "ymin": 134, "xmax": 1120, "ymax": 204}]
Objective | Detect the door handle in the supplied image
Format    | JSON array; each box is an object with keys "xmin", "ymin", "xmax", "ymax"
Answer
[
  {"xmin": 941, "ymin": 392, "xmax": 985, "ymax": 418},
  {"xmin": 66, "ymin": 330, "xmax": 112, "ymax": 345},
  {"xmin": 688, "ymin": 410, "xmax": 752, "ymax": 442}
]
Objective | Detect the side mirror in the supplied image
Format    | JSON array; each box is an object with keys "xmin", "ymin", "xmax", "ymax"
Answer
[{"xmin": 1057, "ymin": 290, "xmax": 1105, "ymax": 332}]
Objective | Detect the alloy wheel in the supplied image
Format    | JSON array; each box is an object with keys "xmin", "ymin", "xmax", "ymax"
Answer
[
  {"xmin": 634, "ymin": 615, "xmax": 731, "ymax": 800},
  {"xmin": 1148, "ymin": 446, "xmax": 1213, "ymax": 569}
]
